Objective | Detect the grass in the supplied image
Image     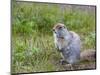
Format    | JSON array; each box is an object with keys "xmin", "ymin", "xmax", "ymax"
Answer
[{"xmin": 12, "ymin": 1, "xmax": 96, "ymax": 74}]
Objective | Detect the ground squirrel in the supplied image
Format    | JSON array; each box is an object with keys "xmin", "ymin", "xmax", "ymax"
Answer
[{"xmin": 53, "ymin": 23, "xmax": 95, "ymax": 65}]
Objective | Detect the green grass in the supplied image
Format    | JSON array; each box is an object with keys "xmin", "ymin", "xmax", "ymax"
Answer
[{"xmin": 12, "ymin": 1, "xmax": 96, "ymax": 73}]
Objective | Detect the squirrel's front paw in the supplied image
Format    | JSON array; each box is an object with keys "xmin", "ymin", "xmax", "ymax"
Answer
[
  {"xmin": 59, "ymin": 59, "xmax": 67, "ymax": 65},
  {"xmin": 57, "ymin": 48, "xmax": 63, "ymax": 52}
]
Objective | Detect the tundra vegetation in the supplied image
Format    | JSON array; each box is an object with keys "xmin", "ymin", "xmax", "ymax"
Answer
[{"xmin": 12, "ymin": 1, "xmax": 96, "ymax": 73}]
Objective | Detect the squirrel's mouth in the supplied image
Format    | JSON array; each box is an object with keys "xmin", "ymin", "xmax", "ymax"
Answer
[
  {"xmin": 58, "ymin": 37, "xmax": 64, "ymax": 39},
  {"xmin": 56, "ymin": 35, "xmax": 64, "ymax": 39}
]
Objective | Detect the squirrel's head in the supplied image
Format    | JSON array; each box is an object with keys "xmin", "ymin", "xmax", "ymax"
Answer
[{"xmin": 53, "ymin": 23, "xmax": 68, "ymax": 39}]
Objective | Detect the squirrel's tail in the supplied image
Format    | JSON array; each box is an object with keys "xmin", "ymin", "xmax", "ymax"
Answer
[{"xmin": 80, "ymin": 49, "xmax": 96, "ymax": 62}]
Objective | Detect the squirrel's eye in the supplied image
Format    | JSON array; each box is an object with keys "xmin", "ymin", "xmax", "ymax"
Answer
[
  {"xmin": 59, "ymin": 27, "xmax": 62, "ymax": 29},
  {"xmin": 53, "ymin": 29, "xmax": 55, "ymax": 32},
  {"xmin": 53, "ymin": 29, "xmax": 56, "ymax": 33}
]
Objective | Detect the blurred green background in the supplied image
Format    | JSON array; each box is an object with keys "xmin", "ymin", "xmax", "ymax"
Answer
[{"xmin": 12, "ymin": 1, "xmax": 96, "ymax": 73}]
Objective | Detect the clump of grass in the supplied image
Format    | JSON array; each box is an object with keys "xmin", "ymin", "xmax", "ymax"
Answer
[
  {"xmin": 12, "ymin": 35, "xmax": 61, "ymax": 73},
  {"xmin": 12, "ymin": 1, "xmax": 96, "ymax": 73}
]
